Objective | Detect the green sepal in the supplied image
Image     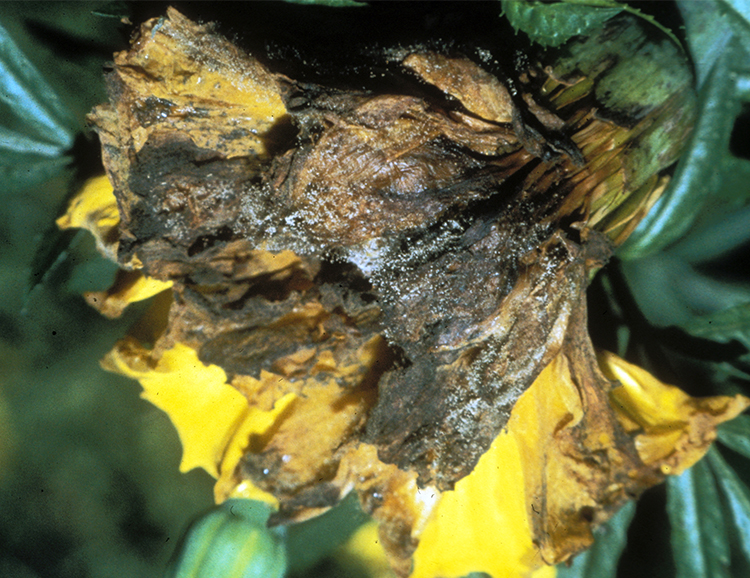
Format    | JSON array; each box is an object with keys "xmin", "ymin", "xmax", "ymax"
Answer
[
  {"xmin": 501, "ymin": 0, "xmax": 624, "ymax": 47},
  {"xmin": 619, "ymin": 0, "xmax": 750, "ymax": 261},
  {"xmin": 618, "ymin": 39, "xmax": 750, "ymax": 260},
  {"xmin": 501, "ymin": 0, "xmax": 681, "ymax": 49}
]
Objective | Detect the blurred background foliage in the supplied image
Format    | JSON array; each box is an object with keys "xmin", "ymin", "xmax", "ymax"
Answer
[{"xmin": 1, "ymin": 2, "xmax": 750, "ymax": 578}]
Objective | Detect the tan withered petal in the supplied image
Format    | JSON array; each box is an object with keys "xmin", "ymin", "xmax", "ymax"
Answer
[
  {"xmin": 402, "ymin": 52, "xmax": 514, "ymax": 124},
  {"xmin": 71, "ymin": 6, "xmax": 735, "ymax": 576}
]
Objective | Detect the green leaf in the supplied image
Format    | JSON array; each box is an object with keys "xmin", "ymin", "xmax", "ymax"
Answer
[
  {"xmin": 667, "ymin": 460, "xmax": 731, "ymax": 578},
  {"xmin": 680, "ymin": 302, "xmax": 750, "ymax": 350},
  {"xmin": 0, "ymin": 3, "xmax": 126, "ymax": 125},
  {"xmin": 556, "ymin": 500, "xmax": 636, "ymax": 578},
  {"xmin": 0, "ymin": 14, "xmax": 77, "ymax": 196},
  {"xmin": 620, "ymin": 253, "xmax": 750, "ymax": 329},
  {"xmin": 0, "ymin": 4, "xmax": 129, "ymax": 304},
  {"xmin": 707, "ymin": 447, "xmax": 750, "ymax": 564},
  {"xmin": 720, "ymin": 0, "xmax": 750, "ymax": 40},
  {"xmin": 0, "ymin": 19, "xmax": 75, "ymax": 156},
  {"xmin": 718, "ymin": 415, "xmax": 750, "ymax": 461},
  {"xmin": 620, "ymin": 199, "xmax": 750, "ymax": 337},
  {"xmin": 90, "ymin": 1, "xmax": 132, "ymax": 19},
  {"xmin": 0, "ymin": 153, "xmax": 70, "ymax": 198},
  {"xmin": 501, "ymin": 0, "xmax": 623, "ymax": 47},
  {"xmin": 678, "ymin": 0, "xmax": 737, "ymax": 90},
  {"xmin": 668, "ymin": 203, "xmax": 750, "ymax": 265},
  {"xmin": 501, "ymin": 0, "xmax": 683, "ymax": 49}
]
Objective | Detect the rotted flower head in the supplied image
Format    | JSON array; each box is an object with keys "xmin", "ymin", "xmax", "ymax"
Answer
[{"xmin": 59, "ymin": 7, "xmax": 747, "ymax": 578}]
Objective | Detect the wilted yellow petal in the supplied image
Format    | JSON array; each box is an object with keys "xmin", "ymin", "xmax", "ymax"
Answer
[
  {"xmin": 402, "ymin": 52, "xmax": 513, "ymax": 124},
  {"xmin": 600, "ymin": 350, "xmax": 750, "ymax": 474},
  {"xmin": 56, "ymin": 175, "xmax": 119, "ymax": 261},
  {"xmin": 412, "ymin": 346, "xmax": 749, "ymax": 578},
  {"xmin": 85, "ymin": 269, "xmax": 173, "ymax": 318}
]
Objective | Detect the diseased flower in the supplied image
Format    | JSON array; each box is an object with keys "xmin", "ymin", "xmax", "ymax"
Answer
[{"xmin": 58, "ymin": 8, "xmax": 749, "ymax": 578}]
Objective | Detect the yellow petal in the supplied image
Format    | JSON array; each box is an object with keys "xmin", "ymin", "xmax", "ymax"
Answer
[
  {"xmin": 227, "ymin": 480, "xmax": 283, "ymax": 506},
  {"xmin": 600, "ymin": 350, "xmax": 750, "ymax": 474},
  {"xmin": 215, "ymin": 391, "xmax": 296, "ymax": 505},
  {"xmin": 57, "ymin": 175, "xmax": 172, "ymax": 317},
  {"xmin": 412, "ymin": 425, "xmax": 543, "ymax": 578},
  {"xmin": 56, "ymin": 175, "xmax": 119, "ymax": 261},
  {"xmin": 531, "ymin": 566, "xmax": 558, "ymax": 578},
  {"xmin": 602, "ymin": 352, "xmax": 691, "ymax": 427},
  {"xmin": 411, "ymin": 351, "xmax": 584, "ymax": 578},
  {"xmin": 102, "ymin": 341, "xmax": 240, "ymax": 476}
]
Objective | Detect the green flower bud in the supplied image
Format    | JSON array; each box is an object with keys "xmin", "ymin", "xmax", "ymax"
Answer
[{"xmin": 167, "ymin": 499, "xmax": 286, "ymax": 578}]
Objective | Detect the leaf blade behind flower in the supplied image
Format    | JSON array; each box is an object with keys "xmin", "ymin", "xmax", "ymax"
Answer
[
  {"xmin": 0, "ymin": 19, "xmax": 75, "ymax": 150},
  {"xmin": 718, "ymin": 416, "xmax": 750, "ymax": 461},
  {"xmin": 706, "ymin": 447, "xmax": 750, "ymax": 566},
  {"xmin": 667, "ymin": 460, "xmax": 731, "ymax": 578},
  {"xmin": 556, "ymin": 501, "xmax": 636, "ymax": 578},
  {"xmin": 678, "ymin": 302, "xmax": 750, "ymax": 351}
]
